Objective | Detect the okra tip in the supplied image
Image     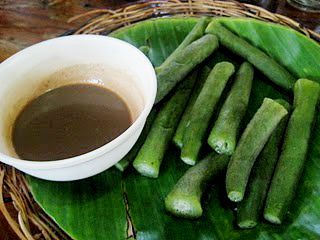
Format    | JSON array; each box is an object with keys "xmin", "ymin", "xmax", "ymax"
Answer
[
  {"xmin": 133, "ymin": 163, "xmax": 159, "ymax": 178},
  {"xmin": 115, "ymin": 164, "xmax": 126, "ymax": 172},
  {"xmin": 205, "ymin": 20, "xmax": 222, "ymax": 33},
  {"xmin": 209, "ymin": 138, "xmax": 233, "ymax": 156},
  {"xmin": 180, "ymin": 156, "xmax": 196, "ymax": 166},
  {"xmin": 237, "ymin": 220, "xmax": 257, "ymax": 229},
  {"xmin": 263, "ymin": 212, "xmax": 282, "ymax": 225},
  {"xmin": 228, "ymin": 191, "xmax": 243, "ymax": 202},
  {"xmin": 173, "ymin": 137, "xmax": 183, "ymax": 148},
  {"xmin": 165, "ymin": 195, "xmax": 202, "ymax": 219}
]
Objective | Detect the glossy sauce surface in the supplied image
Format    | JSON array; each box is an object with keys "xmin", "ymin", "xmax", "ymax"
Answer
[{"xmin": 12, "ymin": 84, "xmax": 132, "ymax": 161}]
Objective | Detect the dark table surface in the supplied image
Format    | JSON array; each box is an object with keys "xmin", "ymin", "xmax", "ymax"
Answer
[{"xmin": 0, "ymin": 0, "xmax": 319, "ymax": 239}]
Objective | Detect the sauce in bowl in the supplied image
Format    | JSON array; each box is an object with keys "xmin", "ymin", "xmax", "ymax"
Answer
[{"xmin": 12, "ymin": 84, "xmax": 132, "ymax": 161}]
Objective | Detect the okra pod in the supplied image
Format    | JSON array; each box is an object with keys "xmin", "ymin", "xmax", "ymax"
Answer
[
  {"xmin": 208, "ymin": 62, "xmax": 253, "ymax": 155},
  {"xmin": 181, "ymin": 62, "xmax": 235, "ymax": 165},
  {"xmin": 133, "ymin": 72, "xmax": 197, "ymax": 178},
  {"xmin": 165, "ymin": 153, "xmax": 229, "ymax": 219},
  {"xmin": 155, "ymin": 34, "xmax": 219, "ymax": 103},
  {"xmin": 158, "ymin": 17, "xmax": 210, "ymax": 71},
  {"xmin": 115, "ymin": 109, "xmax": 157, "ymax": 171},
  {"xmin": 139, "ymin": 45, "xmax": 150, "ymax": 57},
  {"xmin": 173, "ymin": 66, "xmax": 211, "ymax": 148},
  {"xmin": 226, "ymin": 98, "xmax": 288, "ymax": 202},
  {"xmin": 206, "ymin": 21, "xmax": 295, "ymax": 90},
  {"xmin": 237, "ymin": 99, "xmax": 290, "ymax": 229},
  {"xmin": 264, "ymin": 79, "xmax": 320, "ymax": 224}
]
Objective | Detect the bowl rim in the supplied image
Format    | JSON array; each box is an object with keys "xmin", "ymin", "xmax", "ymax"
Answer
[{"xmin": 0, "ymin": 34, "xmax": 157, "ymax": 170}]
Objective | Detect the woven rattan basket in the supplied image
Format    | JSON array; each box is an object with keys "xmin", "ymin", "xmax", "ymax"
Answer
[{"xmin": 1, "ymin": 1, "xmax": 319, "ymax": 239}]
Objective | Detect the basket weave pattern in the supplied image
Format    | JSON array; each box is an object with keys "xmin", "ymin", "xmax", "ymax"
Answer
[
  {"xmin": 0, "ymin": 0, "xmax": 319, "ymax": 239},
  {"xmin": 69, "ymin": 0, "xmax": 320, "ymax": 40}
]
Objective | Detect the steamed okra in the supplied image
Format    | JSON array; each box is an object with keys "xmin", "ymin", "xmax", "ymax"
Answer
[
  {"xmin": 165, "ymin": 153, "xmax": 229, "ymax": 219},
  {"xmin": 155, "ymin": 34, "xmax": 219, "ymax": 103},
  {"xmin": 158, "ymin": 17, "xmax": 210, "ymax": 72},
  {"xmin": 206, "ymin": 21, "xmax": 295, "ymax": 91},
  {"xmin": 237, "ymin": 99, "xmax": 290, "ymax": 229},
  {"xmin": 133, "ymin": 72, "xmax": 197, "ymax": 178},
  {"xmin": 226, "ymin": 98, "xmax": 288, "ymax": 202},
  {"xmin": 173, "ymin": 66, "xmax": 211, "ymax": 148},
  {"xmin": 115, "ymin": 109, "xmax": 157, "ymax": 172},
  {"xmin": 264, "ymin": 79, "xmax": 320, "ymax": 224},
  {"xmin": 181, "ymin": 62, "xmax": 235, "ymax": 165},
  {"xmin": 208, "ymin": 62, "xmax": 253, "ymax": 155}
]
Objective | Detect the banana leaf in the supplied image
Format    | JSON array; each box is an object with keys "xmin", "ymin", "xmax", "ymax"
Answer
[{"xmin": 27, "ymin": 17, "xmax": 320, "ymax": 240}]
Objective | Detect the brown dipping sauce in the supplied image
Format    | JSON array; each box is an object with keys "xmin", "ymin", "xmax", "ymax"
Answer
[{"xmin": 12, "ymin": 84, "xmax": 132, "ymax": 161}]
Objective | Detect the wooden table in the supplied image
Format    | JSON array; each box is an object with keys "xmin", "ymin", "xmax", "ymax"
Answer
[{"xmin": 0, "ymin": 1, "xmax": 319, "ymax": 239}]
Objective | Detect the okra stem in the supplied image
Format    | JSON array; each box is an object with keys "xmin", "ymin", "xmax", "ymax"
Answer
[
  {"xmin": 165, "ymin": 153, "xmax": 229, "ymax": 219},
  {"xmin": 155, "ymin": 34, "xmax": 219, "ymax": 103},
  {"xmin": 264, "ymin": 79, "xmax": 320, "ymax": 224},
  {"xmin": 181, "ymin": 62, "xmax": 235, "ymax": 165},
  {"xmin": 173, "ymin": 66, "xmax": 211, "ymax": 148},
  {"xmin": 226, "ymin": 98, "xmax": 288, "ymax": 202},
  {"xmin": 237, "ymin": 99, "xmax": 290, "ymax": 228},
  {"xmin": 115, "ymin": 109, "xmax": 157, "ymax": 171},
  {"xmin": 208, "ymin": 62, "xmax": 253, "ymax": 155},
  {"xmin": 158, "ymin": 17, "xmax": 210, "ymax": 71},
  {"xmin": 133, "ymin": 72, "xmax": 197, "ymax": 178},
  {"xmin": 206, "ymin": 21, "xmax": 295, "ymax": 90}
]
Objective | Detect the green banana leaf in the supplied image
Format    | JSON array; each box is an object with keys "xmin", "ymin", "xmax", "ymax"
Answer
[{"xmin": 27, "ymin": 17, "xmax": 320, "ymax": 240}]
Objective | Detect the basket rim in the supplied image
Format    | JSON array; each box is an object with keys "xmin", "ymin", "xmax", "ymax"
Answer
[{"xmin": 69, "ymin": 0, "xmax": 319, "ymax": 41}]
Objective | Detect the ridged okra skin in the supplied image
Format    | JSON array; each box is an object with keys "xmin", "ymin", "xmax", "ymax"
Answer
[
  {"xmin": 133, "ymin": 72, "xmax": 197, "ymax": 178},
  {"xmin": 165, "ymin": 153, "xmax": 229, "ymax": 219},
  {"xmin": 158, "ymin": 17, "xmax": 210, "ymax": 71},
  {"xmin": 206, "ymin": 21, "xmax": 295, "ymax": 91},
  {"xmin": 155, "ymin": 34, "xmax": 218, "ymax": 103},
  {"xmin": 208, "ymin": 62, "xmax": 253, "ymax": 155},
  {"xmin": 264, "ymin": 79, "xmax": 320, "ymax": 224},
  {"xmin": 115, "ymin": 109, "xmax": 157, "ymax": 172},
  {"xmin": 237, "ymin": 99, "xmax": 290, "ymax": 229},
  {"xmin": 173, "ymin": 66, "xmax": 210, "ymax": 148},
  {"xmin": 226, "ymin": 98, "xmax": 288, "ymax": 202},
  {"xmin": 181, "ymin": 62, "xmax": 235, "ymax": 165}
]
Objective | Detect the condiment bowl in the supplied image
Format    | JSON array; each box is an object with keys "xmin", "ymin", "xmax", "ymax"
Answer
[{"xmin": 0, "ymin": 35, "xmax": 157, "ymax": 181}]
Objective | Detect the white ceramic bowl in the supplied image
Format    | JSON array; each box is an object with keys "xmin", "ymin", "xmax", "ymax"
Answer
[{"xmin": 0, "ymin": 35, "xmax": 157, "ymax": 181}]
